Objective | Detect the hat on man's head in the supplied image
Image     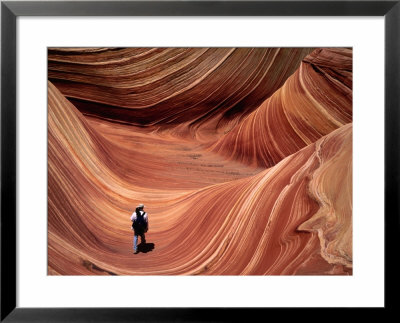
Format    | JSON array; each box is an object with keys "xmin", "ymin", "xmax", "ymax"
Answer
[{"xmin": 137, "ymin": 203, "xmax": 145, "ymax": 208}]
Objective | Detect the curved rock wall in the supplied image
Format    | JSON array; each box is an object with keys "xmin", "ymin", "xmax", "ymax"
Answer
[
  {"xmin": 210, "ymin": 48, "xmax": 352, "ymax": 168},
  {"xmin": 48, "ymin": 47, "xmax": 352, "ymax": 275}
]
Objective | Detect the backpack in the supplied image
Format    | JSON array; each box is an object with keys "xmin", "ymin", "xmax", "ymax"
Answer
[{"xmin": 132, "ymin": 211, "xmax": 147, "ymax": 233}]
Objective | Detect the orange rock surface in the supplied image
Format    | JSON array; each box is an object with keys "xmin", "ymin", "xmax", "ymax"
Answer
[
  {"xmin": 210, "ymin": 48, "xmax": 352, "ymax": 168},
  {"xmin": 48, "ymin": 48, "xmax": 352, "ymax": 275}
]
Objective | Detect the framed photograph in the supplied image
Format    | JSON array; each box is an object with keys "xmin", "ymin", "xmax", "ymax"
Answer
[{"xmin": 1, "ymin": 0, "xmax": 399, "ymax": 321}]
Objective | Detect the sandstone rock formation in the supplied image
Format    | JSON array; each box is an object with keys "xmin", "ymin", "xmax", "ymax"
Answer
[{"xmin": 48, "ymin": 47, "xmax": 352, "ymax": 275}]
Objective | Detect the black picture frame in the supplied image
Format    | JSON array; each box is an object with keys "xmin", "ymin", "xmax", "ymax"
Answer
[{"xmin": 1, "ymin": 0, "xmax": 399, "ymax": 321}]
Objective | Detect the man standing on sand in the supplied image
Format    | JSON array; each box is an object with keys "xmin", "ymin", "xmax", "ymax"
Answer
[{"xmin": 131, "ymin": 204, "xmax": 149, "ymax": 254}]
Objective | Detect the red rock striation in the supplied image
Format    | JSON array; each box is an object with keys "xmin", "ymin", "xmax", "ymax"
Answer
[
  {"xmin": 209, "ymin": 48, "xmax": 352, "ymax": 168},
  {"xmin": 48, "ymin": 48, "xmax": 352, "ymax": 275},
  {"xmin": 48, "ymin": 47, "xmax": 313, "ymax": 138}
]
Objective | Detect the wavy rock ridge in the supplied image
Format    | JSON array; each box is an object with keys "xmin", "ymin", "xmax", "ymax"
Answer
[
  {"xmin": 48, "ymin": 47, "xmax": 313, "ymax": 139},
  {"xmin": 48, "ymin": 47, "xmax": 352, "ymax": 275},
  {"xmin": 210, "ymin": 48, "xmax": 352, "ymax": 168}
]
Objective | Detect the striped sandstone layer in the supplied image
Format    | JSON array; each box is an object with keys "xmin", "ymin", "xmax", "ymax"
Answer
[
  {"xmin": 48, "ymin": 47, "xmax": 313, "ymax": 140},
  {"xmin": 210, "ymin": 48, "xmax": 352, "ymax": 168},
  {"xmin": 48, "ymin": 48, "xmax": 352, "ymax": 275}
]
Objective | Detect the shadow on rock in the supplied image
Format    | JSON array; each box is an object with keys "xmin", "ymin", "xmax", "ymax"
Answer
[{"xmin": 137, "ymin": 242, "xmax": 155, "ymax": 253}]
